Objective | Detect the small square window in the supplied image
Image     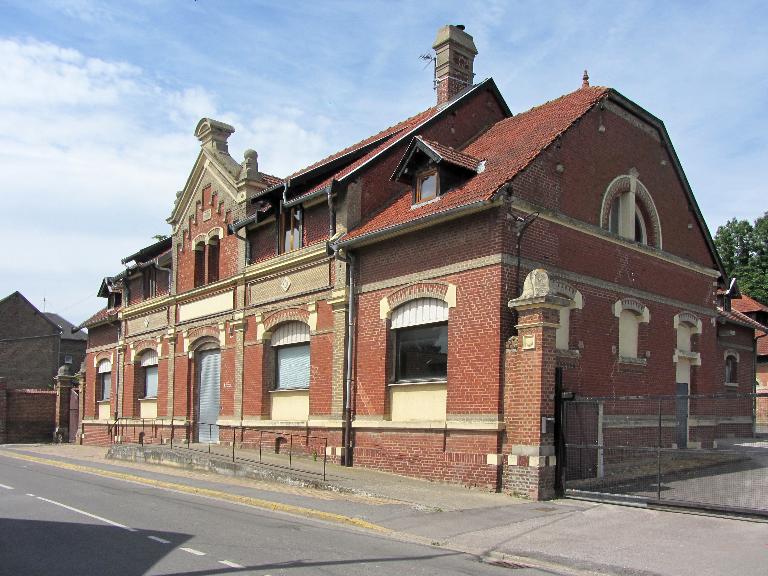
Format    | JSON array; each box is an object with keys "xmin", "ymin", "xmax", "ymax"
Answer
[
  {"xmin": 416, "ymin": 171, "xmax": 438, "ymax": 203},
  {"xmin": 64, "ymin": 355, "xmax": 73, "ymax": 364}
]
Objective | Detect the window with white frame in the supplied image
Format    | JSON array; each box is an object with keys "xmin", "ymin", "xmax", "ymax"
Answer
[
  {"xmin": 601, "ymin": 173, "xmax": 661, "ymax": 248},
  {"xmin": 552, "ymin": 282, "xmax": 583, "ymax": 351},
  {"xmin": 391, "ymin": 298, "xmax": 448, "ymax": 382},
  {"xmin": 613, "ymin": 299, "xmax": 650, "ymax": 360},
  {"xmin": 140, "ymin": 349, "xmax": 159, "ymax": 398},
  {"xmin": 272, "ymin": 322, "xmax": 310, "ymax": 390},
  {"xmin": 97, "ymin": 359, "xmax": 112, "ymax": 401}
]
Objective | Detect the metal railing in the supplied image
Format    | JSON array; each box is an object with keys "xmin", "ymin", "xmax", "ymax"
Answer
[{"xmin": 108, "ymin": 418, "xmax": 329, "ymax": 480}]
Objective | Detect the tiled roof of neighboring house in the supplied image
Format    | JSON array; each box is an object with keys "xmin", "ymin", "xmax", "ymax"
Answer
[
  {"xmin": 732, "ymin": 294, "xmax": 768, "ymax": 314},
  {"xmin": 717, "ymin": 306, "xmax": 768, "ymax": 333},
  {"xmin": 260, "ymin": 173, "xmax": 283, "ymax": 188},
  {"xmin": 78, "ymin": 307, "xmax": 121, "ymax": 330},
  {"xmin": 757, "ymin": 335, "xmax": 768, "ymax": 356},
  {"xmin": 342, "ymin": 85, "xmax": 610, "ymax": 243},
  {"xmin": 44, "ymin": 313, "xmax": 87, "ymax": 341}
]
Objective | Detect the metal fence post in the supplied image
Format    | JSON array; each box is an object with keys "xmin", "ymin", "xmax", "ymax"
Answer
[
  {"xmin": 657, "ymin": 398, "xmax": 662, "ymax": 501},
  {"xmin": 323, "ymin": 438, "xmax": 327, "ymax": 481},
  {"xmin": 232, "ymin": 427, "xmax": 236, "ymax": 462},
  {"xmin": 289, "ymin": 434, "xmax": 293, "ymax": 469}
]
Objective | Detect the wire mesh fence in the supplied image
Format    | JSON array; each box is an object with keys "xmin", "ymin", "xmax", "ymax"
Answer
[{"xmin": 562, "ymin": 392, "xmax": 768, "ymax": 515}]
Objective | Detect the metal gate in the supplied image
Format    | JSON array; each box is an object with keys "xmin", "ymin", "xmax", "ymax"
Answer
[
  {"xmin": 558, "ymin": 392, "xmax": 768, "ymax": 516},
  {"xmin": 197, "ymin": 349, "xmax": 220, "ymax": 443}
]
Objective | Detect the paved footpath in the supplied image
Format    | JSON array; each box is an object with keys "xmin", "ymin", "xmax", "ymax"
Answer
[{"xmin": 2, "ymin": 444, "xmax": 766, "ymax": 576}]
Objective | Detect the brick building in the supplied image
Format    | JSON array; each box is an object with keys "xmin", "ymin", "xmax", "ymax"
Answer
[
  {"xmin": 0, "ymin": 291, "xmax": 86, "ymax": 388},
  {"xmin": 79, "ymin": 25, "xmax": 766, "ymax": 497}
]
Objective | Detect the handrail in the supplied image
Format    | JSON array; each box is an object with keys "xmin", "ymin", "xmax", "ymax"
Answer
[{"xmin": 110, "ymin": 419, "xmax": 329, "ymax": 480}]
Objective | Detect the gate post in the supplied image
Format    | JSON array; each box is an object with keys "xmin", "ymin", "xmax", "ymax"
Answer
[
  {"xmin": 54, "ymin": 366, "xmax": 75, "ymax": 443},
  {"xmin": 505, "ymin": 269, "xmax": 570, "ymax": 500}
]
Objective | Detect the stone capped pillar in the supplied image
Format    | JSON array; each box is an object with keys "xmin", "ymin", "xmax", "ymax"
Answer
[
  {"xmin": 504, "ymin": 269, "xmax": 569, "ymax": 500},
  {"xmin": 54, "ymin": 366, "xmax": 74, "ymax": 442}
]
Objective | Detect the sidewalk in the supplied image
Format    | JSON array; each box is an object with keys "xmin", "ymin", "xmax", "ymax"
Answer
[{"xmin": 3, "ymin": 443, "xmax": 766, "ymax": 576}]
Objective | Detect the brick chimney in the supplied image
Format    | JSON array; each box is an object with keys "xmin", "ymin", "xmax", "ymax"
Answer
[{"xmin": 432, "ymin": 24, "xmax": 478, "ymax": 105}]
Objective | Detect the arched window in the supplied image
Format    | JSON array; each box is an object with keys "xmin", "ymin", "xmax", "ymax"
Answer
[
  {"xmin": 601, "ymin": 172, "xmax": 661, "ymax": 248},
  {"xmin": 551, "ymin": 281, "xmax": 583, "ymax": 351},
  {"xmin": 207, "ymin": 237, "xmax": 220, "ymax": 283},
  {"xmin": 97, "ymin": 359, "xmax": 112, "ymax": 401},
  {"xmin": 613, "ymin": 299, "xmax": 650, "ymax": 360},
  {"xmin": 139, "ymin": 349, "xmax": 158, "ymax": 399},
  {"xmin": 272, "ymin": 322, "xmax": 310, "ymax": 390},
  {"xmin": 391, "ymin": 298, "xmax": 448, "ymax": 381},
  {"xmin": 193, "ymin": 241, "xmax": 206, "ymax": 288}
]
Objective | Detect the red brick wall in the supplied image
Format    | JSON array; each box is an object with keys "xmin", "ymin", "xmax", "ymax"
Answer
[
  {"xmin": 4, "ymin": 387, "xmax": 57, "ymax": 443},
  {"xmin": 176, "ymin": 185, "xmax": 238, "ymax": 293},
  {"xmin": 87, "ymin": 324, "xmax": 119, "ymax": 348}
]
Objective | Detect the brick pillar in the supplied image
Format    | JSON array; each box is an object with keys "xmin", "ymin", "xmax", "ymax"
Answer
[
  {"xmin": 504, "ymin": 269, "xmax": 569, "ymax": 500},
  {"xmin": 54, "ymin": 369, "xmax": 74, "ymax": 442},
  {"xmin": 0, "ymin": 377, "xmax": 7, "ymax": 444}
]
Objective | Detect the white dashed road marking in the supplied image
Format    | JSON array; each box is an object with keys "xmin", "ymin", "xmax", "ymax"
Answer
[
  {"xmin": 0, "ymin": 483, "xmax": 13, "ymax": 490},
  {"xmin": 148, "ymin": 536, "xmax": 171, "ymax": 544},
  {"xmin": 33, "ymin": 495, "xmax": 137, "ymax": 532},
  {"xmin": 26, "ymin": 493, "xmax": 35, "ymax": 497},
  {"xmin": 180, "ymin": 547, "xmax": 206, "ymax": 556},
  {"xmin": 219, "ymin": 560, "xmax": 244, "ymax": 568}
]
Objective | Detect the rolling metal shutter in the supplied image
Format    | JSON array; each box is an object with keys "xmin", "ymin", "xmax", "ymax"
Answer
[
  {"xmin": 197, "ymin": 349, "xmax": 220, "ymax": 443},
  {"xmin": 390, "ymin": 298, "xmax": 448, "ymax": 328},
  {"xmin": 272, "ymin": 322, "xmax": 310, "ymax": 390}
]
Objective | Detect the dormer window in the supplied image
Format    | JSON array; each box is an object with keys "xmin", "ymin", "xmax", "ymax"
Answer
[
  {"xmin": 279, "ymin": 206, "xmax": 302, "ymax": 253},
  {"xmin": 416, "ymin": 170, "xmax": 439, "ymax": 203}
]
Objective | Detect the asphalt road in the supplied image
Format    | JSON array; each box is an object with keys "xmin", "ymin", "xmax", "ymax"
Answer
[{"xmin": 0, "ymin": 455, "xmax": 554, "ymax": 576}]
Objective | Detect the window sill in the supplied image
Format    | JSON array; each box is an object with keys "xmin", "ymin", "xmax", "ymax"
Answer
[
  {"xmin": 97, "ymin": 399, "xmax": 111, "ymax": 405},
  {"xmin": 556, "ymin": 349, "xmax": 581, "ymax": 359},
  {"xmin": 724, "ymin": 382, "xmax": 739, "ymax": 388},
  {"xmin": 388, "ymin": 379, "xmax": 447, "ymax": 387},
  {"xmin": 270, "ymin": 388, "xmax": 309, "ymax": 393},
  {"xmin": 139, "ymin": 397, "xmax": 158, "ymax": 401},
  {"xmin": 618, "ymin": 356, "xmax": 647, "ymax": 366},
  {"xmin": 411, "ymin": 196, "xmax": 441, "ymax": 210}
]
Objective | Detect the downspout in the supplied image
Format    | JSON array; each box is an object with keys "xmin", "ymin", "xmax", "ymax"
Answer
[
  {"xmin": 329, "ymin": 242, "xmax": 356, "ymax": 466},
  {"xmin": 511, "ymin": 209, "xmax": 539, "ymax": 332}
]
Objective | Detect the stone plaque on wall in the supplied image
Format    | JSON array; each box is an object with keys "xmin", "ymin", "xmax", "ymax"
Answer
[
  {"xmin": 249, "ymin": 262, "xmax": 330, "ymax": 306},
  {"xmin": 126, "ymin": 308, "xmax": 168, "ymax": 336}
]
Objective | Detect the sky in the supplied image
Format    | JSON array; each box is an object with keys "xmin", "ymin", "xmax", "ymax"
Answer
[{"xmin": 0, "ymin": 0, "xmax": 766, "ymax": 325}]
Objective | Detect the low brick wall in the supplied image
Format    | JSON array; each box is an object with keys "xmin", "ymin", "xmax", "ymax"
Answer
[{"xmin": 0, "ymin": 378, "xmax": 57, "ymax": 443}]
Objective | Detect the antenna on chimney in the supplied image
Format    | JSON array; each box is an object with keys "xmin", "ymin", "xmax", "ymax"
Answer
[{"xmin": 419, "ymin": 53, "xmax": 435, "ymax": 70}]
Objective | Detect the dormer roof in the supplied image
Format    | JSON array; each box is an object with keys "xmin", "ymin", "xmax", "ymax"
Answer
[{"xmin": 392, "ymin": 136, "xmax": 483, "ymax": 183}]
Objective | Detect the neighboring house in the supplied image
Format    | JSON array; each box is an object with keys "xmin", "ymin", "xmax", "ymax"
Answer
[
  {"xmin": 78, "ymin": 25, "xmax": 765, "ymax": 498},
  {"xmin": 731, "ymin": 293, "xmax": 768, "ymax": 429},
  {"xmin": 0, "ymin": 291, "xmax": 86, "ymax": 388}
]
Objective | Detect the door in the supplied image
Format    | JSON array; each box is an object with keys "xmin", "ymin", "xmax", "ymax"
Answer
[
  {"xmin": 676, "ymin": 382, "xmax": 689, "ymax": 449},
  {"xmin": 197, "ymin": 349, "xmax": 220, "ymax": 443}
]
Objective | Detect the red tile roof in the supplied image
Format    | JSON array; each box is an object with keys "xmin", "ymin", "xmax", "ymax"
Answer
[
  {"xmin": 289, "ymin": 106, "xmax": 440, "ymax": 181},
  {"xmin": 343, "ymin": 85, "xmax": 610, "ymax": 243},
  {"xmin": 419, "ymin": 138, "xmax": 483, "ymax": 172},
  {"xmin": 732, "ymin": 294, "xmax": 768, "ymax": 314},
  {"xmin": 79, "ymin": 306, "xmax": 120, "ymax": 330},
  {"xmin": 261, "ymin": 173, "xmax": 283, "ymax": 188},
  {"xmin": 757, "ymin": 335, "xmax": 768, "ymax": 356},
  {"xmin": 717, "ymin": 306, "xmax": 768, "ymax": 333}
]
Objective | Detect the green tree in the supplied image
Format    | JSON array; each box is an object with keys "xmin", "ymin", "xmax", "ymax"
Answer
[{"xmin": 715, "ymin": 212, "xmax": 768, "ymax": 303}]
